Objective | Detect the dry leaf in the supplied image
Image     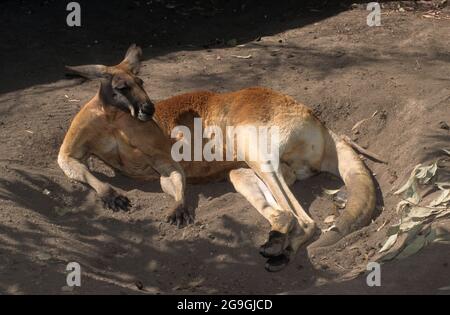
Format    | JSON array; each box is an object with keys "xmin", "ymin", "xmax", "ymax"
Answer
[
  {"xmin": 231, "ymin": 54, "xmax": 252, "ymax": 59},
  {"xmin": 351, "ymin": 118, "xmax": 369, "ymax": 132},
  {"xmin": 378, "ymin": 158, "xmax": 449, "ymax": 261},
  {"xmin": 379, "ymin": 234, "xmax": 398, "ymax": 253},
  {"xmin": 429, "ymin": 189, "xmax": 450, "ymax": 207},
  {"xmin": 395, "ymin": 235, "xmax": 425, "ymax": 259}
]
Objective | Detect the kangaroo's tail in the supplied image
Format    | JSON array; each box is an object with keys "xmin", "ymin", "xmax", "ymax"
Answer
[{"xmin": 309, "ymin": 129, "xmax": 376, "ymax": 249}]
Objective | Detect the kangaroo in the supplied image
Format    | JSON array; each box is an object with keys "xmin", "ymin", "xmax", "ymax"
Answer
[{"xmin": 59, "ymin": 45, "xmax": 376, "ymax": 271}]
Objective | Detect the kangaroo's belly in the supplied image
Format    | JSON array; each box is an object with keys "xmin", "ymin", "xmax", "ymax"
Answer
[{"xmin": 181, "ymin": 160, "xmax": 246, "ymax": 183}]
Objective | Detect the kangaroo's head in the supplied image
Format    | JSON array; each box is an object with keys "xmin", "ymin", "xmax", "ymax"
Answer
[{"xmin": 65, "ymin": 44, "xmax": 155, "ymax": 122}]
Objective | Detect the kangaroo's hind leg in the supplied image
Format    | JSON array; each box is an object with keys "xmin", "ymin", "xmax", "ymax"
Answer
[{"xmin": 229, "ymin": 165, "xmax": 298, "ymax": 271}]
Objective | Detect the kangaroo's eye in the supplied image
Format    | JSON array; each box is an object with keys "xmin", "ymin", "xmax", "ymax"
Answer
[{"xmin": 116, "ymin": 85, "xmax": 129, "ymax": 92}]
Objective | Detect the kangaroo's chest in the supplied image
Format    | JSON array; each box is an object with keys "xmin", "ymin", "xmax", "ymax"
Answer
[{"xmin": 91, "ymin": 130, "xmax": 158, "ymax": 180}]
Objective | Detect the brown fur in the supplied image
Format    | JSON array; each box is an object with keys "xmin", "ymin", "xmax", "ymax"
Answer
[{"xmin": 59, "ymin": 46, "xmax": 377, "ymax": 271}]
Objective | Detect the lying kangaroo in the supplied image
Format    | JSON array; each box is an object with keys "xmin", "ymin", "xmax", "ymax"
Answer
[{"xmin": 59, "ymin": 45, "xmax": 376, "ymax": 271}]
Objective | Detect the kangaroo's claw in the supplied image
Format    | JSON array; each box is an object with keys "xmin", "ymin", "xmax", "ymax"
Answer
[
  {"xmin": 101, "ymin": 190, "xmax": 131, "ymax": 212},
  {"xmin": 166, "ymin": 203, "xmax": 194, "ymax": 228}
]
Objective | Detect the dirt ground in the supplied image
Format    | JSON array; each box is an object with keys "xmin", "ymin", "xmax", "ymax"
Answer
[{"xmin": 0, "ymin": 1, "xmax": 449, "ymax": 294}]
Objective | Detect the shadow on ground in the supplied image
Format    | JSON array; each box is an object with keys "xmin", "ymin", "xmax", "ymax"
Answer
[
  {"xmin": 1, "ymin": 0, "xmax": 396, "ymax": 94},
  {"xmin": 0, "ymin": 166, "xmax": 347, "ymax": 294}
]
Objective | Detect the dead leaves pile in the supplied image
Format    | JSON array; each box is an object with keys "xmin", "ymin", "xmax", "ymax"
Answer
[
  {"xmin": 422, "ymin": 10, "xmax": 450, "ymax": 21},
  {"xmin": 378, "ymin": 150, "xmax": 450, "ymax": 262}
]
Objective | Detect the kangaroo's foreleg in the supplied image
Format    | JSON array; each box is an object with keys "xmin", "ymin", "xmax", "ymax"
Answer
[
  {"xmin": 58, "ymin": 153, "xmax": 131, "ymax": 211},
  {"xmin": 149, "ymin": 155, "xmax": 192, "ymax": 228}
]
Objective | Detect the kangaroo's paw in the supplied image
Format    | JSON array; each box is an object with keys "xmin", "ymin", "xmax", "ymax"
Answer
[
  {"xmin": 101, "ymin": 190, "xmax": 131, "ymax": 212},
  {"xmin": 259, "ymin": 231, "xmax": 289, "ymax": 258},
  {"xmin": 265, "ymin": 253, "xmax": 290, "ymax": 272},
  {"xmin": 166, "ymin": 203, "xmax": 194, "ymax": 228}
]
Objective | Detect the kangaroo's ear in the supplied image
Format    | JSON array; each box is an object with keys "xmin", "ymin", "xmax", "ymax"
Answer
[
  {"xmin": 65, "ymin": 64, "xmax": 111, "ymax": 80},
  {"xmin": 117, "ymin": 44, "xmax": 143, "ymax": 74}
]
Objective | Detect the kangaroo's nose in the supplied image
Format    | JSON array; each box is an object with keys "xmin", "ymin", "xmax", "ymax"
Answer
[{"xmin": 141, "ymin": 103, "xmax": 154, "ymax": 115}]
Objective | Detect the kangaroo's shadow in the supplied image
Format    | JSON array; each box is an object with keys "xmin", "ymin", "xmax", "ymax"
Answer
[{"xmin": 92, "ymin": 164, "xmax": 385, "ymax": 226}]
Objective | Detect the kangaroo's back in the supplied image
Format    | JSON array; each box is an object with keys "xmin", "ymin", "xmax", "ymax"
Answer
[{"xmin": 154, "ymin": 87, "xmax": 315, "ymax": 133}]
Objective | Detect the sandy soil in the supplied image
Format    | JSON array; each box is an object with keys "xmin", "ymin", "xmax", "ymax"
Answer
[{"xmin": 0, "ymin": 1, "xmax": 449, "ymax": 294}]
